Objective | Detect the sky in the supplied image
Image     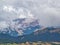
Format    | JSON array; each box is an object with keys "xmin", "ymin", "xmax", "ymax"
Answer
[{"xmin": 0, "ymin": 0, "xmax": 60, "ymax": 27}]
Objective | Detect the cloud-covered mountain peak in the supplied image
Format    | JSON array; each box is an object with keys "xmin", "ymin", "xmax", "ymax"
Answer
[{"xmin": 0, "ymin": 17, "xmax": 40, "ymax": 37}]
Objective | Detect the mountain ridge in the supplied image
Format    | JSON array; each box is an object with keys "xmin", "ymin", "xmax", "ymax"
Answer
[{"xmin": 0, "ymin": 27, "xmax": 60, "ymax": 43}]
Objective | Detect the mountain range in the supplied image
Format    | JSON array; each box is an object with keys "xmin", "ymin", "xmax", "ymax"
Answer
[{"xmin": 0, "ymin": 18, "xmax": 60, "ymax": 43}]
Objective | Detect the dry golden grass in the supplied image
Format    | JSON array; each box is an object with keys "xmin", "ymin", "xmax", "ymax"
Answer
[
  {"xmin": 25, "ymin": 42, "xmax": 30, "ymax": 45},
  {"xmin": 0, "ymin": 42, "xmax": 60, "ymax": 45}
]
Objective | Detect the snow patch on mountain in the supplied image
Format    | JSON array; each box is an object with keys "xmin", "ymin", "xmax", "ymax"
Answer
[{"xmin": 0, "ymin": 18, "xmax": 40, "ymax": 37}]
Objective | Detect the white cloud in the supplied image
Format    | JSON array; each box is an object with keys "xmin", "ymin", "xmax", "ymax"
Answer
[
  {"xmin": 38, "ymin": 5, "xmax": 60, "ymax": 27},
  {"xmin": 0, "ymin": 0, "xmax": 60, "ymax": 27},
  {"xmin": 17, "ymin": 8, "xmax": 34, "ymax": 19},
  {"xmin": 19, "ymin": 14, "xmax": 27, "ymax": 18},
  {"xmin": 3, "ymin": 6, "xmax": 15, "ymax": 12},
  {"xmin": 0, "ymin": 21, "xmax": 9, "ymax": 29},
  {"xmin": 3, "ymin": 5, "xmax": 34, "ymax": 19}
]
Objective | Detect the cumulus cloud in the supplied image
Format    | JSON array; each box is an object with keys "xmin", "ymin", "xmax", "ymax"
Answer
[
  {"xmin": 2, "ymin": 5, "xmax": 34, "ymax": 20},
  {"xmin": 3, "ymin": 5, "xmax": 17, "ymax": 14},
  {"xmin": 0, "ymin": 0, "xmax": 60, "ymax": 27},
  {"xmin": 0, "ymin": 21, "xmax": 9, "ymax": 29}
]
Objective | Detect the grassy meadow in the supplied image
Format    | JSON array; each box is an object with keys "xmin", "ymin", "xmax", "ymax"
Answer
[{"xmin": 0, "ymin": 41, "xmax": 60, "ymax": 45}]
